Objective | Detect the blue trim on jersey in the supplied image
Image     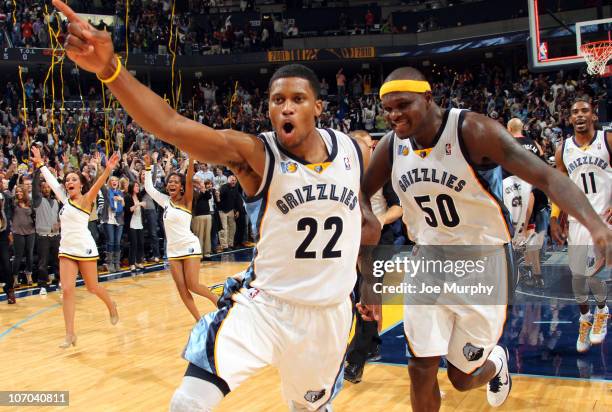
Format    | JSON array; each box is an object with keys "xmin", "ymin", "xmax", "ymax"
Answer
[
  {"xmin": 349, "ymin": 136, "xmax": 364, "ymax": 181},
  {"xmin": 274, "ymin": 128, "xmax": 338, "ymax": 166},
  {"xmin": 407, "ymin": 108, "xmax": 450, "ymax": 151},
  {"xmin": 388, "ymin": 131, "xmax": 395, "ymax": 166},
  {"xmin": 572, "ymin": 130, "xmax": 598, "ymax": 150},
  {"xmin": 206, "ymin": 307, "xmax": 231, "ymax": 375},
  {"xmin": 245, "ymin": 135, "xmax": 275, "ymax": 203},
  {"xmin": 182, "ymin": 306, "xmax": 231, "ymax": 375}
]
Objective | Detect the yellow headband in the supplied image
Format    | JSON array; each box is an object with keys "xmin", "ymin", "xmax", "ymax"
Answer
[{"xmin": 379, "ymin": 80, "xmax": 431, "ymax": 98}]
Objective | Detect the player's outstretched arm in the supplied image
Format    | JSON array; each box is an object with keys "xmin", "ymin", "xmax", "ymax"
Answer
[
  {"xmin": 52, "ymin": 0, "xmax": 264, "ymax": 176},
  {"xmin": 462, "ymin": 112, "xmax": 611, "ymax": 262}
]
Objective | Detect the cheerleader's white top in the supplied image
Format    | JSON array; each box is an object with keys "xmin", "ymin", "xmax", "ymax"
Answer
[
  {"xmin": 40, "ymin": 166, "xmax": 99, "ymax": 261},
  {"xmin": 144, "ymin": 167, "xmax": 201, "ymax": 260}
]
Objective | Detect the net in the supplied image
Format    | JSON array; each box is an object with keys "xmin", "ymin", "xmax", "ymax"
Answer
[{"xmin": 580, "ymin": 40, "xmax": 612, "ymax": 76}]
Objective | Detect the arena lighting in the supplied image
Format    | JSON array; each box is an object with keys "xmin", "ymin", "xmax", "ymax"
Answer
[
  {"xmin": 485, "ymin": 52, "xmax": 494, "ymax": 58},
  {"xmin": 362, "ymin": 63, "xmax": 370, "ymax": 69},
  {"xmin": 260, "ymin": 67, "xmax": 269, "ymax": 74},
  {"xmin": 195, "ymin": 71, "xmax": 203, "ymax": 79},
  {"xmin": 422, "ymin": 60, "xmax": 431, "ymax": 67}
]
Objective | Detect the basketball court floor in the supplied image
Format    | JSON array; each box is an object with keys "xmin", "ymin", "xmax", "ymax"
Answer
[{"xmin": 0, "ymin": 249, "xmax": 610, "ymax": 411}]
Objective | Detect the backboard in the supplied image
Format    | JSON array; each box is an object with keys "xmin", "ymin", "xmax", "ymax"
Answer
[{"xmin": 527, "ymin": 0, "xmax": 612, "ymax": 73}]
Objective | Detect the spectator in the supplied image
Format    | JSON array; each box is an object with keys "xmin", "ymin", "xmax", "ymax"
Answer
[
  {"xmin": 99, "ymin": 176, "xmax": 125, "ymax": 272},
  {"xmin": 336, "ymin": 68, "xmax": 347, "ymax": 99},
  {"xmin": 192, "ymin": 178, "xmax": 216, "ymax": 256},
  {"xmin": 124, "ymin": 181, "xmax": 145, "ymax": 271},
  {"xmin": 11, "ymin": 185, "xmax": 35, "ymax": 286},
  {"xmin": 32, "ymin": 165, "xmax": 60, "ymax": 291},
  {"xmin": 218, "ymin": 175, "xmax": 240, "ymax": 251}
]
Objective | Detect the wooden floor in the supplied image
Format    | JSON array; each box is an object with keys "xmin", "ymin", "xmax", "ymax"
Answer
[{"xmin": 0, "ymin": 261, "xmax": 609, "ymax": 411}]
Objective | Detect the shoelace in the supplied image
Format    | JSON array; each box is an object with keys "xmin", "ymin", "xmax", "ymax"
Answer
[
  {"xmin": 592, "ymin": 314, "xmax": 608, "ymax": 334},
  {"xmin": 489, "ymin": 375, "xmax": 502, "ymax": 393},
  {"xmin": 578, "ymin": 321, "xmax": 592, "ymax": 342}
]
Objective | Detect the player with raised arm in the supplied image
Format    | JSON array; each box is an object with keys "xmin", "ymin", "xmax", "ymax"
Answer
[{"xmin": 53, "ymin": 1, "xmax": 369, "ymax": 410}]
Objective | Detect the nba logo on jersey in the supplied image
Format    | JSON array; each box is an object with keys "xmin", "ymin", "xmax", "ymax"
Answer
[
  {"xmin": 445, "ymin": 143, "xmax": 452, "ymax": 155},
  {"xmin": 344, "ymin": 157, "xmax": 351, "ymax": 170},
  {"xmin": 281, "ymin": 161, "xmax": 298, "ymax": 174},
  {"xmin": 398, "ymin": 144, "xmax": 409, "ymax": 156}
]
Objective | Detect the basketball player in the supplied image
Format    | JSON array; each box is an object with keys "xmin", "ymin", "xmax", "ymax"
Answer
[
  {"xmin": 54, "ymin": 1, "xmax": 368, "ymax": 410},
  {"xmin": 344, "ymin": 131, "xmax": 402, "ymax": 384},
  {"xmin": 143, "ymin": 154, "xmax": 218, "ymax": 321},
  {"xmin": 502, "ymin": 118, "xmax": 548, "ymax": 288},
  {"xmin": 30, "ymin": 146, "xmax": 120, "ymax": 348},
  {"xmin": 550, "ymin": 98, "xmax": 611, "ymax": 353},
  {"xmin": 359, "ymin": 68, "xmax": 611, "ymax": 411}
]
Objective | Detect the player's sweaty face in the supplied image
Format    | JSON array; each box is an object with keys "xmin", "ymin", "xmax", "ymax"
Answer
[
  {"xmin": 570, "ymin": 102, "xmax": 596, "ymax": 134},
  {"xmin": 382, "ymin": 92, "xmax": 425, "ymax": 139},
  {"xmin": 269, "ymin": 77, "xmax": 322, "ymax": 149}
]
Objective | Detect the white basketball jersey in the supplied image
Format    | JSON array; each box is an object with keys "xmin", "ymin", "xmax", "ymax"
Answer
[
  {"xmin": 246, "ymin": 128, "xmax": 362, "ymax": 305},
  {"xmin": 391, "ymin": 108, "xmax": 511, "ymax": 245},
  {"xmin": 503, "ymin": 176, "xmax": 532, "ymax": 237},
  {"xmin": 562, "ymin": 131, "xmax": 611, "ymax": 221}
]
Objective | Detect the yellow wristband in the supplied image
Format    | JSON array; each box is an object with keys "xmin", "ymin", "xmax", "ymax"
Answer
[
  {"xmin": 96, "ymin": 56, "xmax": 122, "ymax": 84},
  {"xmin": 145, "ymin": 166, "xmax": 152, "ymax": 171},
  {"xmin": 35, "ymin": 162, "xmax": 44, "ymax": 169},
  {"xmin": 551, "ymin": 203, "xmax": 561, "ymax": 218}
]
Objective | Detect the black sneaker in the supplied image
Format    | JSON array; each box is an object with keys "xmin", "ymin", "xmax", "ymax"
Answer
[
  {"xmin": 366, "ymin": 344, "xmax": 381, "ymax": 362},
  {"xmin": 343, "ymin": 363, "xmax": 364, "ymax": 384}
]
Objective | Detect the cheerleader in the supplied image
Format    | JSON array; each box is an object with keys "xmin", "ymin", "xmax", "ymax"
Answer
[
  {"xmin": 143, "ymin": 154, "xmax": 217, "ymax": 320},
  {"xmin": 31, "ymin": 147, "xmax": 120, "ymax": 348}
]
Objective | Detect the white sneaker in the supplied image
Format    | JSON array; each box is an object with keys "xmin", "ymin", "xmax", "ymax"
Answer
[
  {"xmin": 39, "ymin": 287, "xmax": 47, "ymax": 296},
  {"xmin": 590, "ymin": 306, "xmax": 608, "ymax": 345},
  {"xmin": 577, "ymin": 313, "xmax": 592, "ymax": 353},
  {"xmin": 487, "ymin": 345, "xmax": 511, "ymax": 407}
]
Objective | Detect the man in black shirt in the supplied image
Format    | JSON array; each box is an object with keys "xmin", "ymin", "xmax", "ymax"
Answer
[
  {"xmin": 218, "ymin": 175, "xmax": 241, "ymax": 251},
  {"xmin": 192, "ymin": 178, "xmax": 217, "ymax": 256}
]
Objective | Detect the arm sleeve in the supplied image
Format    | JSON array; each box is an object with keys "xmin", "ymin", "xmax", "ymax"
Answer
[
  {"xmin": 144, "ymin": 168, "xmax": 169, "ymax": 206},
  {"xmin": 382, "ymin": 181, "xmax": 400, "ymax": 208},
  {"xmin": 31, "ymin": 169, "xmax": 42, "ymax": 208},
  {"xmin": 40, "ymin": 166, "xmax": 67, "ymax": 203}
]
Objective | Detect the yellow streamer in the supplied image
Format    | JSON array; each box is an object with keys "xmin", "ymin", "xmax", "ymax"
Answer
[
  {"xmin": 125, "ymin": 0, "xmax": 130, "ymax": 68},
  {"xmin": 168, "ymin": 0, "xmax": 177, "ymax": 108},
  {"xmin": 18, "ymin": 66, "xmax": 29, "ymax": 156},
  {"xmin": 12, "ymin": 0, "xmax": 16, "ymax": 25},
  {"xmin": 176, "ymin": 70, "xmax": 182, "ymax": 108},
  {"xmin": 229, "ymin": 81, "xmax": 239, "ymax": 125},
  {"xmin": 101, "ymin": 82, "xmax": 109, "ymax": 157}
]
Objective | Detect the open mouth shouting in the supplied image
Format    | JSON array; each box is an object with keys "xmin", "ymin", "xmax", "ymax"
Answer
[{"xmin": 279, "ymin": 120, "xmax": 296, "ymax": 140}]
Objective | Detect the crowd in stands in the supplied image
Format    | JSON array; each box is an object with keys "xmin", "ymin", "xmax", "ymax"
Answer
[
  {"xmin": 0, "ymin": 57, "xmax": 609, "ymax": 303},
  {"xmin": 1, "ymin": 0, "xmax": 601, "ymax": 56}
]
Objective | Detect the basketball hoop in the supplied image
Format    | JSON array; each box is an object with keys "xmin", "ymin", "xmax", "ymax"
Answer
[{"xmin": 580, "ymin": 40, "xmax": 612, "ymax": 76}]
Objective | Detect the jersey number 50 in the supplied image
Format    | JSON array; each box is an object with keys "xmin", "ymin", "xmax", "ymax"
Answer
[
  {"xmin": 295, "ymin": 217, "xmax": 343, "ymax": 259},
  {"xmin": 414, "ymin": 194, "xmax": 460, "ymax": 228}
]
